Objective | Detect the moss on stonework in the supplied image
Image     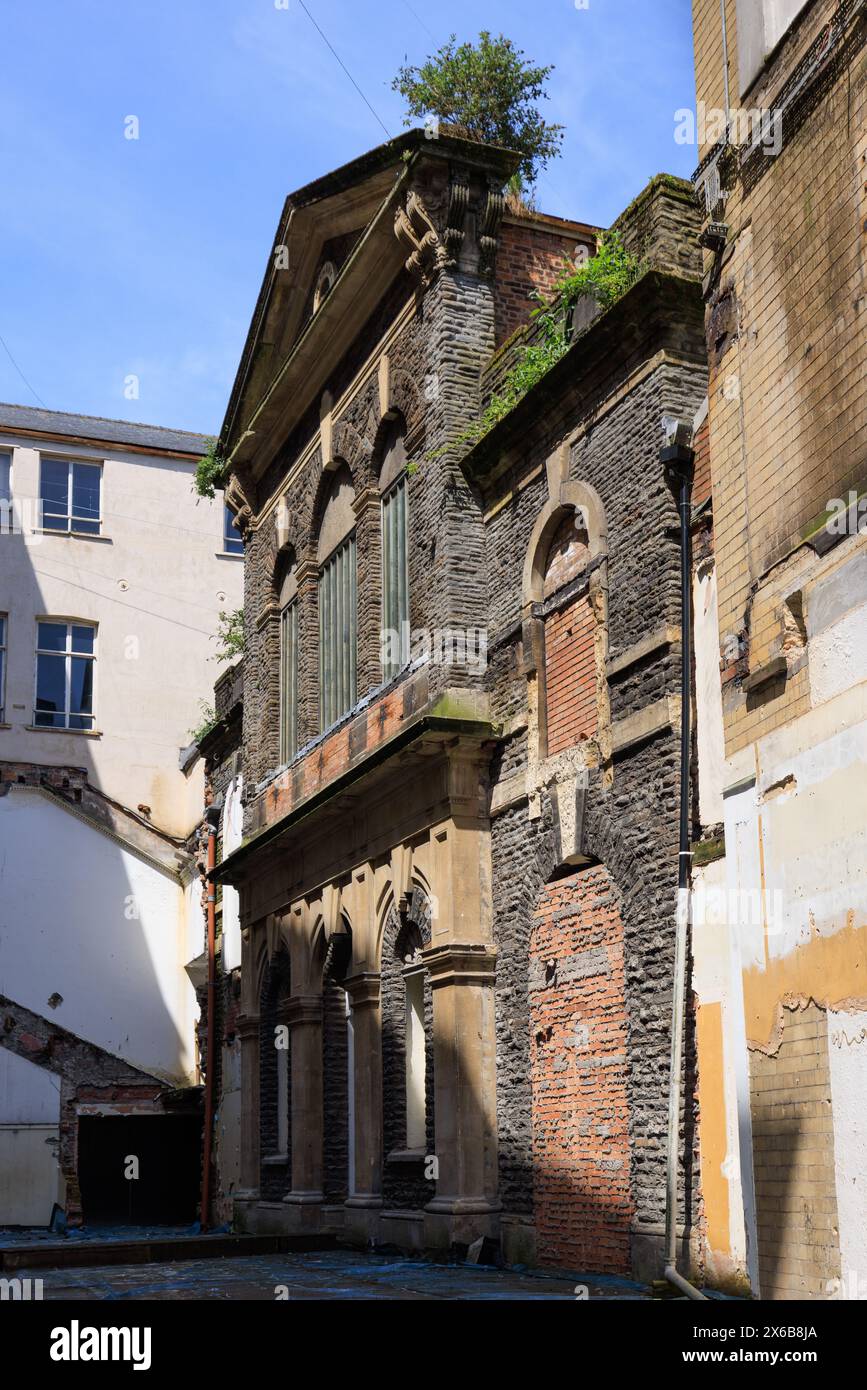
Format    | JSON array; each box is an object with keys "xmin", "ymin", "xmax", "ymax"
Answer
[
  {"xmin": 428, "ymin": 692, "xmax": 492, "ymax": 724},
  {"xmin": 692, "ymin": 836, "xmax": 726, "ymax": 867}
]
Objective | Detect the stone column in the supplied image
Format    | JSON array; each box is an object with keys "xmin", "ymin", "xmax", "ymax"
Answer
[
  {"xmin": 353, "ymin": 485, "xmax": 383, "ymax": 697},
  {"xmin": 343, "ymin": 971, "xmax": 383, "ymax": 1243},
  {"xmin": 423, "ymin": 942, "xmax": 500, "ymax": 1242},
  {"xmin": 283, "ymin": 995, "xmax": 324, "ymax": 1210},
  {"xmin": 295, "ymin": 557, "xmax": 320, "ymax": 746},
  {"xmin": 235, "ymin": 1012, "xmax": 260, "ymax": 1204}
]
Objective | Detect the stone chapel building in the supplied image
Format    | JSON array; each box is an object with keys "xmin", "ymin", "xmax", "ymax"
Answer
[{"xmin": 213, "ymin": 128, "xmax": 710, "ymax": 1280}]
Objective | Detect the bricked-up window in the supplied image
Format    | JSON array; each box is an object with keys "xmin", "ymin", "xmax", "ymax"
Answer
[
  {"xmin": 223, "ymin": 503, "xmax": 243, "ymax": 555},
  {"xmin": 543, "ymin": 513, "xmax": 597, "ymax": 756},
  {"xmin": 40, "ymin": 457, "xmax": 101, "ymax": 534},
  {"xmin": 0, "ymin": 615, "xmax": 6, "ymax": 721},
  {"xmin": 319, "ymin": 535, "xmax": 357, "ymax": 730},
  {"xmin": 34, "ymin": 620, "xmax": 96, "ymax": 730}
]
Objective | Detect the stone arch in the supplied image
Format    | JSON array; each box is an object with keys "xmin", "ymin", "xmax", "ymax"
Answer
[
  {"xmin": 387, "ymin": 369, "xmax": 425, "ymax": 448},
  {"xmin": 311, "ymin": 460, "xmax": 355, "ymax": 559},
  {"xmin": 380, "ymin": 887, "xmax": 435, "ymax": 1209},
  {"xmin": 522, "ymin": 480, "xmax": 608, "ymax": 609},
  {"xmin": 313, "ymin": 260, "xmax": 337, "ymax": 314},
  {"xmin": 327, "ymin": 420, "xmax": 370, "ymax": 486},
  {"xmin": 371, "ymin": 409, "xmax": 408, "ymax": 492},
  {"xmin": 273, "ymin": 544, "xmax": 297, "ymax": 607}
]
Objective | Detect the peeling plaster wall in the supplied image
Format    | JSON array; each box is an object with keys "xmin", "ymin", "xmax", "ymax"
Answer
[
  {"xmin": 694, "ymin": 566, "xmax": 726, "ymax": 827},
  {"xmin": 0, "ymin": 1047, "xmax": 63, "ymax": 1224},
  {"xmin": 692, "ymin": 857, "xmax": 751, "ymax": 1288},
  {"xmin": 722, "ymin": 693, "xmax": 867, "ymax": 1296},
  {"xmin": 0, "ymin": 789, "xmax": 195, "ymax": 1083},
  {"xmin": 827, "ymin": 1008, "xmax": 867, "ymax": 1290}
]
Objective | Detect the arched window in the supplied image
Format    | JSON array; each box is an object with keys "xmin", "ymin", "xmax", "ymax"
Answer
[
  {"xmin": 313, "ymin": 261, "xmax": 337, "ymax": 313},
  {"xmin": 322, "ymin": 922, "xmax": 353, "ymax": 1201},
  {"xmin": 258, "ymin": 952, "xmax": 291, "ymax": 1197},
  {"xmin": 381, "ymin": 890, "xmax": 433, "ymax": 1207},
  {"xmin": 379, "ymin": 420, "xmax": 409, "ymax": 682},
  {"xmin": 402, "ymin": 940, "xmax": 426, "ymax": 1150},
  {"xmin": 276, "ymin": 549, "xmax": 298, "ymax": 763},
  {"xmin": 318, "ymin": 464, "xmax": 357, "ymax": 729}
]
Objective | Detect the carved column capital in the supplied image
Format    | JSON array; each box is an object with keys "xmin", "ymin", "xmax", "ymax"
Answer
[
  {"xmin": 344, "ymin": 971, "xmax": 381, "ymax": 1010},
  {"xmin": 423, "ymin": 941, "xmax": 497, "ymax": 988}
]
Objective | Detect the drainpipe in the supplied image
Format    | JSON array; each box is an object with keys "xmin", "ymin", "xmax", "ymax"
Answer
[
  {"xmin": 200, "ymin": 798, "xmax": 222, "ymax": 1232},
  {"xmin": 660, "ymin": 423, "xmax": 707, "ymax": 1301},
  {"xmin": 719, "ymin": 0, "xmax": 731, "ymax": 140}
]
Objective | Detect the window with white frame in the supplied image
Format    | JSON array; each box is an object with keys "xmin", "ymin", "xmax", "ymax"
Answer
[
  {"xmin": 223, "ymin": 503, "xmax": 243, "ymax": 555},
  {"xmin": 0, "ymin": 615, "xmax": 7, "ymax": 721},
  {"xmin": 0, "ymin": 452, "xmax": 10, "ymax": 503},
  {"xmin": 736, "ymin": 0, "xmax": 809, "ymax": 94},
  {"xmin": 40, "ymin": 458, "xmax": 101, "ymax": 534},
  {"xmin": 34, "ymin": 621, "xmax": 96, "ymax": 729}
]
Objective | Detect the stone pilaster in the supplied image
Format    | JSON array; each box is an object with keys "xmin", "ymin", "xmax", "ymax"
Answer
[
  {"xmin": 283, "ymin": 994, "xmax": 324, "ymax": 1204},
  {"xmin": 423, "ymin": 943, "xmax": 500, "ymax": 1240},
  {"xmin": 235, "ymin": 1012, "xmax": 260, "ymax": 1201},
  {"xmin": 343, "ymin": 971, "xmax": 383, "ymax": 1242}
]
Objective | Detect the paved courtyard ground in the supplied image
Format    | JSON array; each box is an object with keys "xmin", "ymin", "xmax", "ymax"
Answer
[{"xmin": 18, "ymin": 1249, "xmax": 651, "ymax": 1301}]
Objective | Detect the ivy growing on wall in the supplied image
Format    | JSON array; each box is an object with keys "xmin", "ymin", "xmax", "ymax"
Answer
[
  {"xmin": 194, "ymin": 439, "xmax": 228, "ymax": 499},
  {"xmin": 429, "ymin": 230, "xmax": 642, "ymax": 459},
  {"xmin": 213, "ymin": 608, "xmax": 244, "ymax": 664}
]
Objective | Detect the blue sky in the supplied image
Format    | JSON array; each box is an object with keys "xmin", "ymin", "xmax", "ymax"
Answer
[{"xmin": 0, "ymin": 0, "xmax": 696, "ymax": 435}]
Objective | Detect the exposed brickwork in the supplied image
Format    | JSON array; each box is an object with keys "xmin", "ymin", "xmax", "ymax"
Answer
[
  {"xmin": 530, "ymin": 866, "xmax": 633, "ymax": 1273},
  {"xmin": 494, "ymin": 216, "xmax": 595, "ymax": 346},
  {"xmin": 749, "ymin": 1003, "xmax": 841, "ymax": 1299},
  {"xmin": 224, "ymin": 146, "xmax": 708, "ymax": 1275},
  {"xmin": 545, "ymin": 595, "xmax": 598, "ymax": 755},
  {"xmin": 0, "ymin": 996, "xmax": 166, "ymax": 1226},
  {"xmin": 693, "ymin": 0, "xmax": 867, "ymax": 756}
]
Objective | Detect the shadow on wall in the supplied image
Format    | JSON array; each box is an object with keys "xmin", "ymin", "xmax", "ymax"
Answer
[
  {"xmin": 0, "ymin": 521, "xmax": 194, "ymax": 1226},
  {"xmin": 249, "ymin": 861, "xmax": 698, "ymax": 1279}
]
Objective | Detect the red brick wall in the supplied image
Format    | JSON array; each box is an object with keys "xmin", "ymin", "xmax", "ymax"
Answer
[
  {"xmin": 545, "ymin": 594, "xmax": 597, "ymax": 755},
  {"xmin": 494, "ymin": 219, "xmax": 594, "ymax": 347},
  {"xmin": 692, "ymin": 414, "xmax": 711, "ymax": 509},
  {"xmin": 530, "ymin": 865, "xmax": 633, "ymax": 1273}
]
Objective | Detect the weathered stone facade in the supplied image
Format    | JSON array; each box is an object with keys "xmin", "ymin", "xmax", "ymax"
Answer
[
  {"xmin": 215, "ymin": 128, "xmax": 708, "ymax": 1279},
  {"xmin": 688, "ymin": 0, "xmax": 867, "ymax": 1297}
]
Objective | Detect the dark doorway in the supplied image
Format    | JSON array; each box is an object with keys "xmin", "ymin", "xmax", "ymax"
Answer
[{"xmin": 77, "ymin": 1116, "xmax": 202, "ymax": 1224}]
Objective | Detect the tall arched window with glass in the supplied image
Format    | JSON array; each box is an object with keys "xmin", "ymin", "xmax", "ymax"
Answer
[
  {"xmin": 380, "ymin": 421, "xmax": 409, "ymax": 682},
  {"xmin": 318, "ymin": 464, "xmax": 357, "ymax": 731}
]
